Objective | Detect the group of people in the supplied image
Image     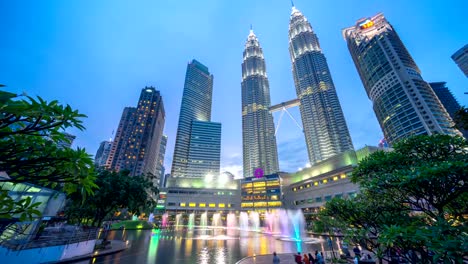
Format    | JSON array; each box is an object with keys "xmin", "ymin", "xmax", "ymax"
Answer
[
  {"xmin": 295, "ymin": 251, "xmax": 325, "ymax": 264},
  {"xmin": 271, "ymin": 251, "xmax": 325, "ymax": 264}
]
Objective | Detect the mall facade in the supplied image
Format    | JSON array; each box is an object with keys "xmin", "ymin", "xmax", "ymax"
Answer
[{"xmin": 161, "ymin": 146, "xmax": 384, "ymax": 216}]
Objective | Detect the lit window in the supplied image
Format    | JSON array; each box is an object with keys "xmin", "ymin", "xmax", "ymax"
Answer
[
  {"xmin": 218, "ymin": 203, "xmax": 225, "ymax": 208},
  {"xmin": 314, "ymin": 182, "xmax": 318, "ymax": 186},
  {"xmin": 199, "ymin": 203, "xmax": 206, "ymax": 207},
  {"xmin": 189, "ymin": 203, "xmax": 196, "ymax": 207},
  {"xmin": 209, "ymin": 203, "xmax": 216, "ymax": 208},
  {"xmin": 340, "ymin": 174, "xmax": 347, "ymax": 179},
  {"xmin": 322, "ymin": 179, "xmax": 328, "ymax": 184},
  {"xmin": 270, "ymin": 195, "xmax": 278, "ymax": 200},
  {"xmin": 333, "ymin": 176, "xmax": 338, "ymax": 181},
  {"xmin": 180, "ymin": 203, "xmax": 186, "ymax": 207}
]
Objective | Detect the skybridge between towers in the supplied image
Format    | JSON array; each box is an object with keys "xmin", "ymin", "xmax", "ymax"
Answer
[{"xmin": 269, "ymin": 98, "xmax": 303, "ymax": 136}]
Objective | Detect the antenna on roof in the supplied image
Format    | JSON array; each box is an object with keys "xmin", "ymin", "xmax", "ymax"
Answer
[{"xmin": 291, "ymin": 0, "xmax": 295, "ymax": 7}]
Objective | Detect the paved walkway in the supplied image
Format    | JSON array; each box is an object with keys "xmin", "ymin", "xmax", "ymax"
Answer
[
  {"xmin": 44, "ymin": 239, "xmax": 130, "ymax": 264},
  {"xmin": 237, "ymin": 253, "xmax": 299, "ymax": 264}
]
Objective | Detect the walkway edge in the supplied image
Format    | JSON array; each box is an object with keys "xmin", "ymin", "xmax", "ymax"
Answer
[{"xmin": 41, "ymin": 240, "xmax": 130, "ymax": 264}]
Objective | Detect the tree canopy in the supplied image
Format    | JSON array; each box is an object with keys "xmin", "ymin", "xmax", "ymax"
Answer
[
  {"xmin": 65, "ymin": 170, "xmax": 157, "ymax": 227},
  {"xmin": 314, "ymin": 134, "xmax": 468, "ymax": 263},
  {"xmin": 0, "ymin": 90, "xmax": 97, "ymax": 220}
]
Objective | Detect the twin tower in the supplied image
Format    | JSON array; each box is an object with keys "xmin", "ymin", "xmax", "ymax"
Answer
[{"xmin": 242, "ymin": 6, "xmax": 354, "ymax": 177}]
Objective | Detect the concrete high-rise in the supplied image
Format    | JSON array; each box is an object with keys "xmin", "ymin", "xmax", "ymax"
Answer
[
  {"xmin": 155, "ymin": 135, "xmax": 168, "ymax": 185},
  {"xmin": 429, "ymin": 82, "xmax": 467, "ymax": 138},
  {"xmin": 106, "ymin": 87, "xmax": 165, "ymax": 177},
  {"xmin": 95, "ymin": 140, "xmax": 112, "ymax": 167},
  {"xmin": 343, "ymin": 13, "xmax": 460, "ymax": 144},
  {"xmin": 289, "ymin": 5, "xmax": 354, "ymax": 165},
  {"xmin": 241, "ymin": 29, "xmax": 279, "ymax": 178},
  {"xmin": 57, "ymin": 132, "xmax": 76, "ymax": 149},
  {"xmin": 171, "ymin": 60, "xmax": 221, "ymax": 178},
  {"xmin": 106, "ymin": 107, "xmax": 136, "ymax": 170},
  {"xmin": 451, "ymin": 44, "xmax": 468, "ymax": 77}
]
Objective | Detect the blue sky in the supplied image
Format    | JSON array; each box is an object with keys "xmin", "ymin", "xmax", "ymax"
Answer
[{"xmin": 1, "ymin": 0, "xmax": 467, "ymax": 177}]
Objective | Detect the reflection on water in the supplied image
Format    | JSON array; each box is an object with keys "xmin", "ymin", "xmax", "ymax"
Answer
[{"xmin": 86, "ymin": 227, "xmax": 336, "ymax": 264}]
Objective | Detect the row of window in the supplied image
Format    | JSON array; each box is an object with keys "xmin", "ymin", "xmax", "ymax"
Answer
[
  {"xmin": 167, "ymin": 190, "xmax": 235, "ymax": 195},
  {"xmin": 292, "ymin": 172, "xmax": 350, "ymax": 192},
  {"xmin": 166, "ymin": 202, "xmax": 233, "ymax": 208},
  {"xmin": 240, "ymin": 201, "xmax": 282, "ymax": 208},
  {"xmin": 294, "ymin": 192, "xmax": 356, "ymax": 205}
]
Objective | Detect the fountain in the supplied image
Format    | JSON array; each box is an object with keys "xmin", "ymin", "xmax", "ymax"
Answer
[
  {"xmin": 200, "ymin": 212, "xmax": 208, "ymax": 227},
  {"xmin": 239, "ymin": 212, "xmax": 249, "ymax": 230},
  {"xmin": 226, "ymin": 213, "xmax": 237, "ymax": 229},
  {"xmin": 132, "ymin": 214, "xmax": 138, "ymax": 221},
  {"xmin": 188, "ymin": 213, "xmax": 195, "ymax": 230},
  {"xmin": 175, "ymin": 213, "xmax": 183, "ymax": 227},
  {"xmin": 162, "ymin": 213, "xmax": 169, "ymax": 228},
  {"xmin": 249, "ymin": 211, "xmax": 260, "ymax": 231},
  {"xmin": 212, "ymin": 213, "xmax": 222, "ymax": 228},
  {"xmin": 148, "ymin": 213, "xmax": 154, "ymax": 223}
]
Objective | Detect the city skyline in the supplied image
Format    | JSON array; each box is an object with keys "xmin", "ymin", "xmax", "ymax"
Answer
[{"xmin": 1, "ymin": 0, "xmax": 467, "ymax": 177}]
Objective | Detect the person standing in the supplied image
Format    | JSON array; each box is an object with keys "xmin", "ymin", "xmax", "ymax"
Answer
[
  {"xmin": 273, "ymin": 252, "xmax": 280, "ymax": 264},
  {"xmin": 308, "ymin": 253, "xmax": 315, "ymax": 264},
  {"xmin": 295, "ymin": 252, "xmax": 303, "ymax": 264}
]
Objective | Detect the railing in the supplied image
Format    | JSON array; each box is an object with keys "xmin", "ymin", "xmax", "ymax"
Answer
[{"xmin": 1, "ymin": 227, "xmax": 100, "ymax": 251}]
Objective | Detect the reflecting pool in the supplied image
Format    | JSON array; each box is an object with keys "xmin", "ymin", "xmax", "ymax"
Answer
[{"xmin": 78, "ymin": 227, "xmax": 339, "ymax": 264}]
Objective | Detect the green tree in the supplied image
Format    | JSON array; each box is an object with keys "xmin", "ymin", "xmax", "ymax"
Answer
[
  {"xmin": 65, "ymin": 170, "xmax": 157, "ymax": 227},
  {"xmin": 315, "ymin": 134, "xmax": 468, "ymax": 263},
  {"xmin": 453, "ymin": 106, "xmax": 468, "ymax": 130},
  {"xmin": 0, "ymin": 90, "xmax": 97, "ymax": 220}
]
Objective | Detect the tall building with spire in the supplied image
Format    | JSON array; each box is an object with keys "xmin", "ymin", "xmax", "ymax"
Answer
[
  {"xmin": 241, "ymin": 28, "xmax": 279, "ymax": 178},
  {"xmin": 342, "ymin": 13, "xmax": 460, "ymax": 144},
  {"xmin": 171, "ymin": 60, "xmax": 221, "ymax": 178},
  {"xmin": 288, "ymin": 5, "xmax": 354, "ymax": 165}
]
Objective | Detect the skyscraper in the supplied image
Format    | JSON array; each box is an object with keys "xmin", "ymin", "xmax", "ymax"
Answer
[
  {"xmin": 106, "ymin": 107, "xmax": 136, "ymax": 170},
  {"xmin": 451, "ymin": 44, "xmax": 468, "ymax": 77},
  {"xmin": 343, "ymin": 13, "xmax": 460, "ymax": 144},
  {"xmin": 288, "ymin": 5, "xmax": 354, "ymax": 165},
  {"xmin": 171, "ymin": 60, "xmax": 221, "ymax": 178},
  {"xmin": 106, "ymin": 87, "xmax": 165, "ymax": 177},
  {"xmin": 155, "ymin": 135, "xmax": 168, "ymax": 185},
  {"xmin": 187, "ymin": 121, "xmax": 221, "ymax": 178},
  {"xmin": 429, "ymin": 82, "xmax": 467, "ymax": 138},
  {"xmin": 241, "ymin": 28, "xmax": 279, "ymax": 178},
  {"xmin": 57, "ymin": 132, "xmax": 76, "ymax": 149},
  {"xmin": 95, "ymin": 140, "xmax": 112, "ymax": 167}
]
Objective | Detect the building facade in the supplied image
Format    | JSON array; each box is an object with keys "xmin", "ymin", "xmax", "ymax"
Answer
[
  {"xmin": 155, "ymin": 135, "xmax": 168, "ymax": 186},
  {"xmin": 429, "ymin": 82, "xmax": 467, "ymax": 138},
  {"xmin": 451, "ymin": 44, "xmax": 468, "ymax": 77},
  {"xmin": 240, "ymin": 174, "xmax": 282, "ymax": 211},
  {"xmin": 171, "ymin": 60, "xmax": 221, "ymax": 178},
  {"xmin": 106, "ymin": 87, "xmax": 165, "ymax": 177},
  {"xmin": 106, "ymin": 107, "xmax": 136, "ymax": 170},
  {"xmin": 241, "ymin": 29, "xmax": 279, "ymax": 178},
  {"xmin": 57, "ymin": 133, "xmax": 76, "ymax": 149},
  {"xmin": 343, "ymin": 13, "xmax": 460, "ymax": 145},
  {"xmin": 289, "ymin": 6, "xmax": 354, "ymax": 165},
  {"xmin": 186, "ymin": 121, "xmax": 221, "ymax": 179},
  {"xmin": 94, "ymin": 140, "xmax": 112, "ymax": 167}
]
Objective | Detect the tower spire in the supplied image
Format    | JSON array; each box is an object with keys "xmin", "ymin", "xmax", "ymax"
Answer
[{"xmin": 291, "ymin": 0, "xmax": 294, "ymax": 7}]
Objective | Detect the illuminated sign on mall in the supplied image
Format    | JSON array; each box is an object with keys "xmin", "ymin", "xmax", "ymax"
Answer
[{"xmin": 359, "ymin": 19, "xmax": 374, "ymax": 29}]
